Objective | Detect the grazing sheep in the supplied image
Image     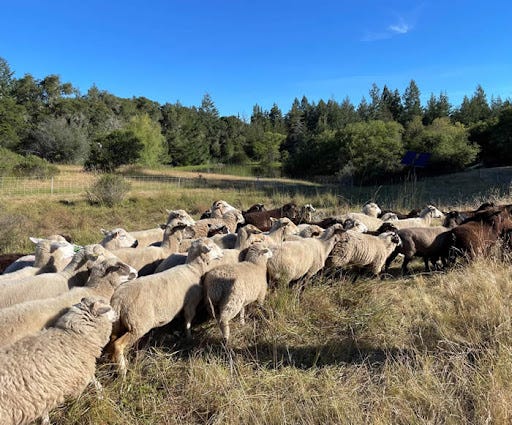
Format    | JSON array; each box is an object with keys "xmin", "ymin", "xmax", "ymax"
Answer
[
  {"xmin": 0, "ymin": 245, "xmax": 111, "ymax": 309},
  {"xmin": 385, "ymin": 226, "xmax": 452, "ymax": 274},
  {"xmin": 442, "ymin": 202, "xmax": 496, "ymax": 228},
  {"xmin": 267, "ymin": 224, "xmax": 345, "ymax": 286},
  {"xmin": 0, "ymin": 257, "xmax": 137, "ymax": 349},
  {"xmin": 111, "ymin": 222, "xmax": 194, "ymax": 275},
  {"xmin": 204, "ymin": 243, "xmax": 273, "ymax": 342},
  {"xmin": 100, "ymin": 228, "xmax": 139, "ymax": 250},
  {"xmin": 0, "ymin": 297, "xmax": 116, "ymax": 425},
  {"xmin": 362, "ymin": 202, "xmax": 382, "ymax": 218},
  {"xmin": 327, "ymin": 231, "xmax": 401, "ymax": 277},
  {"xmin": 385, "ymin": 205, "xmax": 444, "ymax": 229},
  {"xmin": 109, "ymin": 238, "xmax": 224, "ymax": 377},
  {"xmin": 243, "ymin": 202, "xmax": 299, "ymax": 232}
]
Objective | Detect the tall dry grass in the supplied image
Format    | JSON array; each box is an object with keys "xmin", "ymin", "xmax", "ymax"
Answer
[{"xmin": 2, "ymin": 173, "xmax": 512, "ymax": 424}]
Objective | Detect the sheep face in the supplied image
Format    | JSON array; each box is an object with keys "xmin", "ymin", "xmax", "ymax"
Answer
[
  {"xmin": 343, "ymin": 218, "xmax": 368, "ymax": 233},
  {"xmin": 269, "ymin": 217, "xmax": 298, "ymax": 234},
  {"xmin": 211, "ymin": 200, "xmax": 238, "ymax": 217},
  {"xmin": 57, "ymin": 297, "xmax": 118, "ymax": 331},
  {"xmin": 166, "ymin": 209, "xmax": 196, "ymax": 227},
  {"xmin": 282, "ymin": 203, "xmax": 299, "ymax": 220},
  {"xmin": 379, "ymin": 231, "xmax": 402, "ymax": 246},
  {"xmin": 362, "ymin": 202, "xmax": 382, "ymax": 218},
  {"xmin": 381, "ymin": 212, "xmax": 399, "ymax": 221},
  {"xmin": 423, "ymin": 205, "xmax": 444, "ymax": 219},
  {"xmin": 100, "ymin": 228, "xmax": 138, "ymax": 249},
  {"xmin": 89, "ymin": 257, "xmax": 138, "ymax": 285},
  {"xmin": 188, "ymin": 238, "xmax": 224, "ymax": 264}
]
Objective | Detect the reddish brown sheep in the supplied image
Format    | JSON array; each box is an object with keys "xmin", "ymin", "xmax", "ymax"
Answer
[{"xmin": 243, "ymin": 202, "xmax": 298, "ymax": 231}]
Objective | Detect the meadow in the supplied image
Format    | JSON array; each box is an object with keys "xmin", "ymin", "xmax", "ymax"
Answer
[{"xmin": 2, "ymin": 167, "xmax": 512, "ymax": 424}]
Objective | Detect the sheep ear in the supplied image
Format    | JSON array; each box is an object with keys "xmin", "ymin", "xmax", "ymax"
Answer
[
  {"xmin": 29, "ymin": 237, "xmax": 43, "ymax": 244},
  {"xmin": 100, "ymin": 228, "xmax": 109, "ymax": 235},
  {"xmin": 270, "ymin": 217, "xmax": 277, "ymax": 223},
  {"xmin": 201, "ymin": 244, "xmax": 213, "ymax": 253},
  {"xmin": 91, "ymin": 301, "xmax": 111, "ymax": 316}
]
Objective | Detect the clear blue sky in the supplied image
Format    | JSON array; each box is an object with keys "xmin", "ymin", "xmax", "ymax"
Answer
[{"xmin": 2, "ymin": 0, "xmax": 511, "ymax": 118}]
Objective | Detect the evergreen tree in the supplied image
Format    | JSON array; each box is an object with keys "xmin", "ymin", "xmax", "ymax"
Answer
[{"xmin": 401, "ymin": 79, "xmax": 422, "ymax": 124}]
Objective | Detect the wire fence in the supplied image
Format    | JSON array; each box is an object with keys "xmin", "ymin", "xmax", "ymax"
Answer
[{"xmin": 0, "ymin": 174, "xmax": 338, "ymax": 198}]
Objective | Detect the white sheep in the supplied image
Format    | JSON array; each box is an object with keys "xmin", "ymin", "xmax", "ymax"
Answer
[
  {"xmin": 267, "ymin": 224, "xmax": 346, "ymax": 286},
  {"xmin": 203, "ymin": 243, "xmax": 273, "ymax": 342},
  {"xmin": 191, "ymin": 210, "xmax": 245, "ymax": 238},
  {"xmin": 342, "ymin": 218, "xmax": 369, "ymax": 233},
  {"xmin": 362, "ymin": 202, "xmax": 382, "ymax": 218},
  {"xmin": 338, "ymin": 212, "xmax": 384, "ymax": 232},
  {"xmin": 110, "ymin": 222, "xmax": 195, "ymax": 275},
  {"xmin": 0, "ymin": 297, "xmax": 116, "ymax": 425},
  {"xmin": 100, "ymin": 228, "xmax": 139, "ymax": 250},
  {"xmin": 109, "ymin": 238, "xmax": 224, "ymax": 377},
  {"xmin": 327, "ymin": 231, "xmax": 401, "ymax": 276},
  {"xmin": 0, "ymin": 239, "xmax": 76, "ymax": 281},
  {"xmin": 0, "ymin": 244, "xmax": 112, "ymax": 309},
  {"xmin": 0, "ymin": 257, "xmax": 137, "ymax": 349},
  {"xmin": 210, "ymin": 200, "xmax": 239, "ymax": 218},
  {"xmin": 385, "ymin": 205, "xmax": 444, "ymax": 229},
  {"xmin": 2, "ymin": 234, "xmax": 71, "ymax": 274}
]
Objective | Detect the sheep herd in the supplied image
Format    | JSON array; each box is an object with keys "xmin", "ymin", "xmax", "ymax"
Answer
[{"xmin": 1, "ymin": 198, "xmax": 511, "ymax": 424}]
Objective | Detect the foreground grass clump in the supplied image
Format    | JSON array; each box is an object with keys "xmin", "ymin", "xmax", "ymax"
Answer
[
  {"xmin": 2, "ymin": 185, "xmax": 512, "ymax": 424},
  {"xmin": 46, "ymin": 258, "xmax": 512, "ymax": 425}
]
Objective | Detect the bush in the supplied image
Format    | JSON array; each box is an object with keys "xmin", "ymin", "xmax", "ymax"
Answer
[
  {"xmin": 12, "ymin": 154, "xmax": 60, "ymax": 178},
  {"xmin": 86, "ymin": 174, "xmax": 131, "ymax": 207}
]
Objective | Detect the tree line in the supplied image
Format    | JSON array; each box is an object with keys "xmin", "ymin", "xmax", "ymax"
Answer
[{"xmin": 0, "ymin": 57, "xmax": 511, "ymax": 183}]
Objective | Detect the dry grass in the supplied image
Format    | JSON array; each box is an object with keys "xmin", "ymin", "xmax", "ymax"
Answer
[{"xmin": 3, "ymin": 169, "xmax": 512, "ymax": 424}]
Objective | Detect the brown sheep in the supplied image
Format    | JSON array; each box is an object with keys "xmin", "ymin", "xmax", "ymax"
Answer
[{"xmin": 243, "ymin": 202, "xmax": 299, "ymax": 231}]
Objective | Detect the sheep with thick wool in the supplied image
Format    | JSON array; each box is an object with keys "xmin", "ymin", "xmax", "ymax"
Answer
[
  {"xmin": 0, "ymin": 297, "xmax": 116, "ymax": 425},
  {"xmin": 384, "ymin": 205, "xmax": 444, "ymax": 229},
  {"xmin": 0, "ymin": 244, "xmax": 111, "ymax": 309},
  {"xmin": 109, "ymin": 238, "xmax": 224, "ymax": 377},
  {"xmin": 110, "ymin": 221, "xmax": 194, "ymax": 275},
  {"xmin": 0, "ymin": 238, "xmax": 75, "ymax": 282},
  {"xmin": 190, "ymin": 210, "xmax": 244, "ymax": 238},
  {"xmin": 0, "ymin": 257, "xmax": 136, "ymax": 349},
  {"xmin": 362, "ymin": 202, "xmax": 382, "ymax": 218},
  {"xmin": 327, "ymin": 231, "xmax": 401, "ymax": 276},
  {"xmin": 267, "ymin": 224, "xmax": 345, "ymax": 285},
  {"xmin": 100, "ymin": 228, "xmax": 139, "ymax": 250},
  {"xmin": 204, "ymin": 243, "xmax": 273, "ymax": 342}
]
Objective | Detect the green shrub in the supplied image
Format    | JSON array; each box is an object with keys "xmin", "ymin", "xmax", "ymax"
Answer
[
  {"xmin": 0, "ymin": 148, "xmax": 22, "ymax": 176},
  {"xmin": 12, "ymin": 154, "xmax": 60, "ymax": 178},
  {"xmin": 86, "ymin": 174, "xmax": 131, "ymax": 207}
]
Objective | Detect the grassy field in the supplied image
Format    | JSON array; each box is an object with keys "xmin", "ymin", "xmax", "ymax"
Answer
[{"xmin": 2, "ymin": 166, "xmax": 512, "ymax": 424}]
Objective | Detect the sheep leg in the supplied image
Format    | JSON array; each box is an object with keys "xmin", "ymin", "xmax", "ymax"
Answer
[
  {"xmin": 183, "ymin": 303, "xmax": 198, "ymax": 340},
  {"xmin": 385, "ymin": 248, "xmax": 400, "ymax": 271},
  {"xmin": 112, "ymin": 331, "xmax": 140, "ymax": 379},
  {"xmin": 423, "ymin": 257, "xmax": 431, "ymax": 272},
  {"xmin": 40, "ymin": 412, "xmax": 51, "ymax": 425},
  {"xmin": 239, "ymin": 306, "xmax": 245, "ymax": 325},
  {"xmin": 219, "ymin": 298, "xmax": 244, "ymax": 342},
  {"xmin": 401, "ymin": 257, "xmax": 412, "ymax": 275},
  {"xmin": 91, "ymin": 375, "xmax": 104, "ymax": 400}
]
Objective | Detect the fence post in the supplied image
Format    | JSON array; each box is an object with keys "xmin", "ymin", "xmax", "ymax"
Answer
[{"xmin": 51, "ymin": 177, "xmax": 54, "ymax": 195}]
